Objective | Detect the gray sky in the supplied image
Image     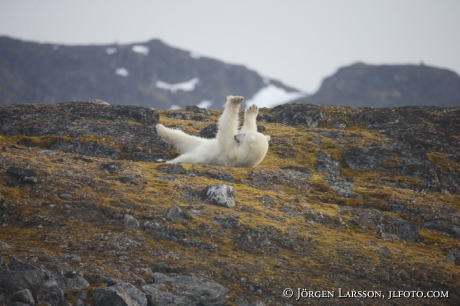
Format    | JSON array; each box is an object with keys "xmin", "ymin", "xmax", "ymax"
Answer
[{"xmin": 1, "ymin": 0, "xmax": 459, "ymax": 93}]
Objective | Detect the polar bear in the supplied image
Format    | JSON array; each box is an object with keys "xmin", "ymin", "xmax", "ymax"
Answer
[{"xmin": 156, "ymin": 96, "xmax": 270, "ymax": 167}]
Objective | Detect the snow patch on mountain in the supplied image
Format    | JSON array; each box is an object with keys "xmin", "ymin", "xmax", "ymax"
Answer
[
  {"xmin": 106, "ymin": 47, "xmax": 117, "ymax": 55},
  {"xmin": 132, "ymin": 45, "xmax": 149, "ymax": 55},
  {"xmin": 116, "ymin": 68, "xmax": 129, "ymax": 77},
  {"xmin": 196, "ymin": 100, "xmax": 212, "ymax": 109},
  {"xmin": 156, "ymin": 78, "xmax": 200, "ymax": 93},
  {"xmin": 245, "ymin": 84, "xmax": 306, "ymax": 108}
]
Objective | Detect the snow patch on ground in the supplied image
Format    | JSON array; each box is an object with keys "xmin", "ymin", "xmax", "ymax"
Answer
[
  {"xmin": 132, "ymin": 45, "xmax": 149, "ymax": 55},
  {"xmin": 116, "ymin": 68, "xmax": 129, "ymax": 77},
  {"xmin": 170, "ymin": 104, "xmax": 181, "ymax": 110},
  {"xmin": 245, "ymin": 85, "xmax": 306, "ymax": 108},
  {"xmin": 106, "ymin": 47, "xmax": 117, "ymax": 55},
  {"xmin": 196, "ymin": 100, "xmax": 213, "ymax": 109},
  {"xmin": 156, "ymin": 78, "xmax": 199, "ymax": 93}
]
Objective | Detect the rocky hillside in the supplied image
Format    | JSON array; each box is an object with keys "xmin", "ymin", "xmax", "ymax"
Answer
[
  {"xmin": 1, "ymin": 101, "xmax": 460, "ymax": 305},
  {"xmin": 0, "ymin": 36, "xmax": 304, "ymax": 109},
  {"xmin": 294, "ymin": 63, "xmax": 460, "ymax": 107}
]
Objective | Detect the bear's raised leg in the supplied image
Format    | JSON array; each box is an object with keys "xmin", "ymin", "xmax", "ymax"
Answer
[
  {"xmin": 216, "ymin": 96, "xmax": 243, "ymax": 151},
  {"xmin": 240, "ymin": 104, "xmax": 258, "ymax": 133},
  {"xmin": 156, "ymin": 124, "xmax": 206, "ymax": 154}
]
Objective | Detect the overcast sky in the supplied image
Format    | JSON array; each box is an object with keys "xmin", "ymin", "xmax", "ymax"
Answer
[{"xmin": 1, "ymin": 0, "xmax": 459, "ymax": 93}]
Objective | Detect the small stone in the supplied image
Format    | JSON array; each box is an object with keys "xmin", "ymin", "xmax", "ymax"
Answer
[
  {"xmin": 201, "ymin": 184, "xmax": 236, "ymax": 208},
  {"xmin": 124, "ymin": 214, "xmax": 140, "ymax": 230},
  {"xmin": 76, "ymin": 290, "xmax": 87, "ymax": 299},
  {"xmin": 212, "ymin": 217, "xmax": 240, "ymax": 229},
  {"xmin": 164, "ymin": 205, "xmax": 192, "ymax": 222},
  {"xmin": 11, "ymin": 289, "xmax": 35, "ymax": 305},
  {"xmin": 157, "ymin": 163, "xmax": 186, "ymax": 174},
  {"xmin": 0, "ymin": 240, "xmax": 10, "ymax": 249},
  {"xmin": 62, "ymin": 253, "xmax": 81, "ymax": 262},
  {"xmin": 59, "ymin": 193, "xmax": 73, "ymax": 200},
  {"xmin": 93, "ymin": 283, "xmax": 147, "ymax": 306},
  {"xmin": 238, "ymin": 230, "xmax": 269, "ymax": 249},
  {"xmin": 393, "ymin": 219, "xmax": 419, "ymax": 242},
  {"xmin": 100, "ymin": 162, "xmax": 124, "ymax": 174},
  {"xmin": 74, "ymin": 299, "xmax": 85, "ymax": 306},
  {"xmin": 7, "ymin": 167, "xmax": 38, "ymax": 184}
]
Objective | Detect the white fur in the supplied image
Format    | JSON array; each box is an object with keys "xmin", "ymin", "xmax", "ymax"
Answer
[{"xmin": 156, "ymin": 96, "xmax": 270, "ymax": 167}]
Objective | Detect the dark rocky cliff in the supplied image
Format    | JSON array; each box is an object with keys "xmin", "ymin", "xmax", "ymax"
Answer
[
  {"xmin": 0, "ymin": 36, "xmax": 301, "ymax": 109},
  {"xmin": 294, "ymin": 62, "xmax": 460, "ymax": 107},
  {"xmin": 1, "ymin": 101, "xmax": 460, "ymax": 305}
]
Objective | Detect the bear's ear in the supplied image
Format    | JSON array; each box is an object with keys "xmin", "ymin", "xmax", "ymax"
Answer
[{"xmin": 265, "ymin": 135, "xmax": 271, "ymax": 142}]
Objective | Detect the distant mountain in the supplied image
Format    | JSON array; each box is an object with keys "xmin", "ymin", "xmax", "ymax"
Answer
[
  {"xmin": 0, "ymin": 36, "xmax": 305, "ymax": 109},
  {"xmin": 293, "ymin": 62, "xmax": 460, "ymax": 107}
]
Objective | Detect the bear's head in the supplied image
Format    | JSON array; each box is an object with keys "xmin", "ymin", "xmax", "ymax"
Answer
[{"xmin": 234, "ymin": 132, "xmax": 270, "ymax": 167}]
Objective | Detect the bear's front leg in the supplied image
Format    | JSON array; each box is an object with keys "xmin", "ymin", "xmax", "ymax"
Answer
[
  {"xmin": 240, "ymin": 104, "xmax": 259, "ymax": 133},
  {"xmin": 216, "ymin": 96, "xmax": 244, "ymax": 151}
]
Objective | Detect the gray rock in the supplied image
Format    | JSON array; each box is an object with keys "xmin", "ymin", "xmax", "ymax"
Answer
[
  {"xmin": 93, "ymin": 283, "xmax": 147, "ymax": 306},
  {"xmin": 59, "ymin": 193, "xmax": 73, "ymax": 200},
  {"xmin": 58, "ymin": 274, "xmax": 90, "ymax": 292},
  {"xmin": 107, "ymin": 278, "xmax": 125, "ymax": 286},
  {"xmin": 157, "ymin": 164, "xmax": 186, "ymax": 174},
  {"xmin": 100, "ymin": 162, "xmax": 125, "ymax": 174},
  {"xmin": 325, "ymin": 177, "xmax": 354, "ymax": 197},
  {"xmin": 0, "ymin": 259, "xmax": 66, "ymax": 305},
  {"xmin": 62, "ymin": 253, "xmax": 81, "ymax": 262},
  {"xmin": 423, "ymin": 220, "xmax": 460, "ymax": 238},
  {"xmin": 200, "ymin": 185, "xmax": 235, "ymax": 208},
  {"xmin": 212, "ymin": 217, "xmax": 240, "ymax": 229},
  {"xmin": 164, "ymin": 205, "xmax": 192, "ymax": 222},
  {"xmin": 11, "ymin": 289, "xmax": 35, "ymax": 305},
  {"xmin": 0, "ymin": 240, "xmax": 10, "ymax": 249},
  {"xmin": 398, "ymin": 162, "xmax": 441, "ymax": 192},
  {"xmin": 199, "ymin": 123, "xmax": 218, "ymax": 139},
  {"xmin": 124, "ymin": 214, "xmax": 140, "ymax": 230},
  {"xmin": 133, "ymin": 152, "xmax": 165, "ymax": 162},
  {"xmin": 58, "ymin": 141, "xmax": 119, "ymax": 159},
  {"xmin": 6, "ymin": 167, "xmax": 38, "ymax": 184},
  {"xmin": 343, "ymin": 146, "xmax": 390, "ymax": 171},
  {"xmin": 393, "ymin": 219, "xmax": 420, "ymax": 242},
  {"xmin": 142, "ymin": 273, "xmax": 229, "ymax": 306},
  {"xmin": 74, "ymin": 299, "xmax": 85, "ymax": 306},
  {"xmin": 114, "ymin": 176, "xmax": 138, "ymax": 185},
  {"xmin": 76, "ymin": 290, "xmax": 87, "ymax": 299},
  {"xmin": 142, "ymin": 285, "xmax": 192, "ymax": 306},
  {"xmin": 316, "ymin": 152, "xmax": 340, "ymax": 176},
  {"xmin": 149, "ymin": 229, "xmax": 202, "ymax": 248},
  {"xmin": 190, "ymin": 168, "xmax": 235, "ymax": 183},
  {"xmin": 272, "ymin": 103, "xmax": 324, "ymax": 127},
  {"xmin": 238, "ymin": 230, "xmax": 270, "ymax": 249}
]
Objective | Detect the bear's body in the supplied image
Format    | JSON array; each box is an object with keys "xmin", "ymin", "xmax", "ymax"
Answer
[{"xmin": 156, "ymin": 96, "xmax": 270, "ymax": 167}]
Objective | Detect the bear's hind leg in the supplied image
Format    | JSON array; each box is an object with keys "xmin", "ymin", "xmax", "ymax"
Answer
[
  {"xmin": 240, "ymin": 104, "xmax": 258, "ymax": 133},
  {"xmin": 156, "ymin": 124, "xmax": 206, "ymax": 153}
]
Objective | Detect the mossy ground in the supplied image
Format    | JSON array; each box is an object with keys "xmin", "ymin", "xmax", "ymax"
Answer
[{"xmin": 1, "ymin": 106, "xmax": 459, "ymax": 305}]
